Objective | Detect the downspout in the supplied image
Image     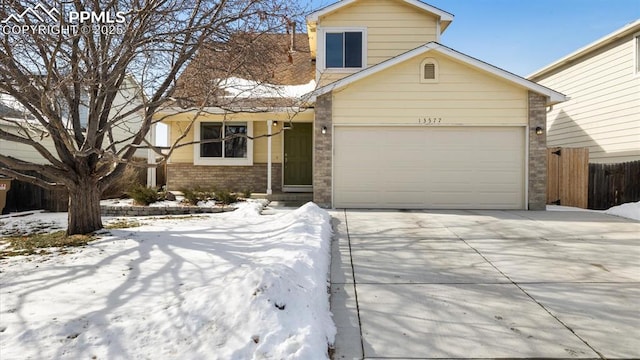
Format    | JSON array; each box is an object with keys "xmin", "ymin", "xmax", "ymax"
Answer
[{"xmin": 267, "ymin": 120, "xmax": 273, "ymax": 195}]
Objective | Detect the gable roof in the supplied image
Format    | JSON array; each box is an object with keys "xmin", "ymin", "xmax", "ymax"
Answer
[
  {"xmin": 308, "ymin": 42, "xmax": 567, "ymax": 105},
  {"xmin": 307, "ymin": 0, "xmax": 454, "ymax": 31},
  {"xmin": 528, "ymin": 19, "xmax": 640, "ymax": 81},
  {"xmin": 173, "ymin": 33, "xmax": 315, "ymax": 108}
]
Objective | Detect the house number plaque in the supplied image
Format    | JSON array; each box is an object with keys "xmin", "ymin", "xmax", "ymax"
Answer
[{"xmin": 418, "ymin": 117, "xmax": 442, "ymax": 125}]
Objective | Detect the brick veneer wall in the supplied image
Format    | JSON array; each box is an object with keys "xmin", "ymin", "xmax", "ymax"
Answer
[
  {"xmin": 528, "ymin": 91, "xmax": 547, "ymax": 210},
  {"xmin": 166, "ymin": 163, "xmax": 282, "ymax": 193},
  {"xmin": 313, "ymin": 92, "xmax": 333, "ymax": 208}
]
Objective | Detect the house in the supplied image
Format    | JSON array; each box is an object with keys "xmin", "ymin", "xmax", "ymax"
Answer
[
  {"xmin": 160, "ymin": 0, "xmax": 566, "ymax": 210},
  {"xmin": 528, "ymin": 19, "xmax": 640, "ymax": 164},
  {"xmin": 0, "ymin": 75, "xmax": 154, "ymax": 212},
  {"xmin": 0, "ymin": 75, "xmax": 153, "ymax": 181}
]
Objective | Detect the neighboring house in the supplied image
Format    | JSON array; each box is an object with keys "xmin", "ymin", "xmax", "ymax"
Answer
[
  {"xmin": 0, "ymin": 75, "xmax": 153, "ymax": 182},
  {"xmin": 160, "ymin": 0, "xmax": 566, "ymax": 210},
  {"xmin": 528, "ymin": 20, "xmax": 640, "ymax": 164},
  {"xmin": 1, "ymin": 74, "xmax": 155, "ymax": 212}
]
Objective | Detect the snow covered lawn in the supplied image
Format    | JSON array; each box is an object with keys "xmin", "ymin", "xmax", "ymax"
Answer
[{"xmin": 0, "ymin": 202, "xmax": 336, "ymax": 360}]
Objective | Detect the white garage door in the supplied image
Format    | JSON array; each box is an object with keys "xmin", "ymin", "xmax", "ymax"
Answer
[{"xmin": 333, "ymin": 126, "xmax": 525, "ymax": 209}]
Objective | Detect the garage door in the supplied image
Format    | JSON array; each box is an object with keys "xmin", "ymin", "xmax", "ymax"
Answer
[{"xmin": 333, "ymin": 126, "xmax": 525, "ymax": 209}]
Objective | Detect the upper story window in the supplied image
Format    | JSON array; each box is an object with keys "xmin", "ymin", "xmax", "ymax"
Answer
[
  {"xmin": 635, "ymin": 34, "xmax": 640, "ymax": 75},
  {"xmin": 195, "ymin": 121, "xmax": 253, "ymax": 166},
  {"xmin": 324, "ymin": 30, "xmax": 365, "ymax": 69}
]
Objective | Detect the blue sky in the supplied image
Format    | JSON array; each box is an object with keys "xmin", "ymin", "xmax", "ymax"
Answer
[{"xmin": 304, "ymin": 0, "xmax": 640, "ymax": 76}]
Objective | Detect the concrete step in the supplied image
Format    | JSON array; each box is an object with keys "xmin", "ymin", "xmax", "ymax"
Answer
[{"xmin": 251, "ymin": 192, "xmax": 313, "ymax": 202}]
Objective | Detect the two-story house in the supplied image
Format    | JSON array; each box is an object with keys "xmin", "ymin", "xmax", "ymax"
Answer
[
  {"xmin": 1, "ymin": 75, "xmax": 154, "ymax": 211},
  {"xmin": 528, "ymin": 19, "xmax": 640, "ymax": 165},
  {"xmin": 160, "ymin": 0, "xmax": 566, "ymax": 210}
]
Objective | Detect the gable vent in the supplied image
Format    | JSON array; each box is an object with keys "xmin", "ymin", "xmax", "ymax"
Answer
[
  {"xmin": 420, "ymin": 58, "xmax": 439, "ymax": 83},
  {"xmin": 423, "ymin": 63, "xmax": 435, "ymax": 79}
]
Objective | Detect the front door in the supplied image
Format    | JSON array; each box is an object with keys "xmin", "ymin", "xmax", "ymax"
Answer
[{"xmin": 283, "ymin": 123, "xmax": 312, "ymax": 190}]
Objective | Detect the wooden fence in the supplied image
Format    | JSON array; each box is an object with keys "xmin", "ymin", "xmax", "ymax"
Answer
[
  {"xmin": 547, "ymin": 147, "xmax": 589, "ymax": 208},
  {"xmin": 588, "ymin": 160, "xmax": 640, "ymax": 210},
  {"xmin": 3, "ymin": 175, "xmax": 69, "ymax": 213}
]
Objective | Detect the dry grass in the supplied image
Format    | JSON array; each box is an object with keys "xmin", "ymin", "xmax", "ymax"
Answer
[
  {"xmin": 104, "ymin": 219, "xmax": 143, "ymax": 229},
  {"xmin": 0, "ymin": 231, "xmax": 93, "ymax": 258}
]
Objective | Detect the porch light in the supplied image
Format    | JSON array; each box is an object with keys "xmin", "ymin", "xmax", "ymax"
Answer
[
  {"xmin": 322, "ymin": 126, "xmax": 327, "ymax": 134},
  {"xmin": 272, "ymin": 121, "xmax": 278, "ymax": 127},
  {"xmin": 535, "ymin": 127, "xmax": 544, "ymax": 135}
]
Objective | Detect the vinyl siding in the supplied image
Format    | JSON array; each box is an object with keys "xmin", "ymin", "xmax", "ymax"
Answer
[
  {"xmin": 253, "ymin": 121, "xmax": 283, "ymax": 163},
  {"xmin": 332, "ymin": 52, "xmax": 529, "ymax": 126},
  {"xmin": 0, "ymin": 122, "xmax": 58, "ymax": 164},
  {"xmin": 0, "ymin": 83, "xmax": 147, "ymax": 164},
  {"xmin": 317, "ymin": 0, "xmax": 439, "ymax": 84},
  {"xmin": 534, "ymin": 34, "xmax": 640, "ymax": 163}
]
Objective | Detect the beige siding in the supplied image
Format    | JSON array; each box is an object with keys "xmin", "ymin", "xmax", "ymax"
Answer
[
  {"xmin": 167, "ymin": 121, "xmax": 194, "ymax": 163},
  {"xmin": 332, "ymin": 52, "xmax": 529, "ymax": 126},
  {"xmin": 0, "ymin": 122, "xmax": 58, "ymax": 164},
  {"xmin": 535, "ymin": 34, "xmax": 640, "ymax": 163},
  {"xmin": 253, "ymin": 121, "xmax": 283, "ymax": 163},
  {"xmin": 318, "ymin": 0, "xmax": 438, "ymax": 66}
]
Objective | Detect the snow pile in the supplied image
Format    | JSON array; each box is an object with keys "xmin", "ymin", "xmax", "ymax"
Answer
[
  {"xmin": 604, "ymin": 201, "xmax": 640, "ymax": 221},
  {"xmin": 219, "ymin": 77, "xmax": 316, "ymax": 99},
  {"xmin": 0, "ymin": 202, "xmax": 335, "ymax": 359},
  {"xmin": 548, "ymin": 201, "xmax": 639, "ymax": 222}
]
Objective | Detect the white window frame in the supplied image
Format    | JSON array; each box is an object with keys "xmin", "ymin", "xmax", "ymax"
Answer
[
  {"xmin": 634, "ymin": 32, "xmax": 640, "ymax": 76},
  {"xmin": 194, "ymin": 120, "xmax": 253, "ymax": 166},
  {"xmin": 318, "ymin": 27, "xmax": 367, "ymax": 73},
  {"xmin": 420, "ymin": 57, "xmax": 439, "ymax": 83}
]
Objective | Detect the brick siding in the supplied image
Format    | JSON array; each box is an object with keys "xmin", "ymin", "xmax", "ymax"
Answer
[
  {"xmin": 313, "ymin": 93, "xmax": 332, "ymax": 208},
  {"xmin": 528, "ymin": 91, "xmax": 547, "ymax": 210},
  {"xmin": 166, "ymin": 163, "xmax": 282, "ymax": 193}
]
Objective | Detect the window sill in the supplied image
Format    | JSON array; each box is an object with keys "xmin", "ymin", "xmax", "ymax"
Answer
[
  {"xmin": 194, "ymin": 157, "xmax": 253, "ymax": 166},
  {"xmin": 321, "ymin": 67, "xmax": 363, "ymax": 74}
]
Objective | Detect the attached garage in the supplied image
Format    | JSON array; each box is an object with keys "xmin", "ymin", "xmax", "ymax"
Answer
[
  {"xmin": 310, "ymin": 43, "xmax": 566, "ymax": 210},
  {"xmin": 333, "ymin": 126, "xmax": 526, "ymax": 209}
]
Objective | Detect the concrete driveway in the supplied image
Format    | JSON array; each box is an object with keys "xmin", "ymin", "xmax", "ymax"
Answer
[{"xmin": 329, "ymin": 209, "xmax": 640, "ymax": 359}]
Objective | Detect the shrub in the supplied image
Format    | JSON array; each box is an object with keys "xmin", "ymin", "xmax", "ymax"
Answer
[
  {"xmin": 127, "ymin": 185, "xmax": 158, "ymax": 206},
  {"xmin": 180, "ymin": 187, "xmax": 216, "ymax": 205},
  {"xmin": 242, "ymin": 188, "xmax": 252, "ymax": 199},
  {"xmin": 102, "ymin": 159, "xmax": 146, "ymax": 199},
  {"xmin": 215, "ymin": 188, "xmax": 238, "ymax": 205}
]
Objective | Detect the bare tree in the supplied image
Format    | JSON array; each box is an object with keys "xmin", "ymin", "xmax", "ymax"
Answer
[{"xmin": 0, "ymin": 0, "xmax": 301, "ymax": 235}]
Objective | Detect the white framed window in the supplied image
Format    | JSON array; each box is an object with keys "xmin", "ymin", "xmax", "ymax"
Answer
[
  {"xmin": 635, "ymin": 33, "xmax": 640, "ymax": 75},
  {"xmin": 194, "ymin": 121, "xmax": 253, "ymax": 166},
  {"xmin": 319, "ymin": 27, "xmax": 367, "ymax": 71},
  {"xmin": 420, "ymin": 58, "xmax": 439, "ymax": 83}
]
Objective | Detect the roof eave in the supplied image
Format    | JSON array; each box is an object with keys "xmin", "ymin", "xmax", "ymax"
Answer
[
  {"xmin": 306, "ymin": 0, "xmax": 454, "ymax": 23},
  {"xmin": 528, "ymin": 19, "xmax": 640, "ymax": 80},
  {"xmin": 306, "ymin": 42, "xmax": 568, "ymax": 106}
]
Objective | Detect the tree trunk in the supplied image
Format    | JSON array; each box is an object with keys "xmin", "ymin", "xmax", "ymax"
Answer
[{"xmin": 67, "ymin": 178, "xmax": 103, "ymax": 235}]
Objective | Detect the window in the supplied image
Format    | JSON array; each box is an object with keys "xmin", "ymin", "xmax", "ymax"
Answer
[
  {"xmin": 420, "ymin": 58, "xmax": 439, "ymax": 83},
  {"xmin": 325, "ymin": 31, "xmax": 364, "ymax": 69},
  {"xmin": 635, "ymin": 34, "xmax": 640, "ymax": 74},
  {"xmin": 195, "ymin": 121, "xmax": 253, "ymax": 165}
]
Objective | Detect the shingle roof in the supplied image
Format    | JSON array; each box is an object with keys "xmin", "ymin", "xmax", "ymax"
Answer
[{"xmin": 173, "ymin": 33, "xmax": 315, "ymax": 108}]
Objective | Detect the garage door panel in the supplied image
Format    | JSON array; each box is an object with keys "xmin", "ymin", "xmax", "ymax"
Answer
[{"xmin": 334, "ymin": 126, "xmax": 525, "ymax": 209}]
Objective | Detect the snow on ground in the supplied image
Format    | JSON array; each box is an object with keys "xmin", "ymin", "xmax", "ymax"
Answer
[
  {"xmin": 604, "ymin": 201, "xmax": 640, "ymax": 221},
  {"xmin": 100, "ymin": 198, "xmax": 219, "ymax": 208},
  {"xmin": 0, "ymin": 201, "xmax": 336, "ymax": 360},
  {"xmin": 547, "ymin": 201, "xmax": 640, "ymax": 221}
]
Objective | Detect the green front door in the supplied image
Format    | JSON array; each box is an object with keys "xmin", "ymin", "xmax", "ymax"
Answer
[{"xmin": 284, "ymin": 123, "xmax": 313, "ymax": 186}]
